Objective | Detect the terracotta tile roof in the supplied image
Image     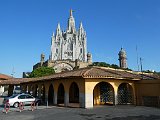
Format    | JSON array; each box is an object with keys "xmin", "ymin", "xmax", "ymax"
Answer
[
  {"xmin": 0, "ymin": 73, "xmax": 12, "ymax": 80},
  {"xmin": 0, "ymin": 67, "xmax": 159, "ymax": 85}
]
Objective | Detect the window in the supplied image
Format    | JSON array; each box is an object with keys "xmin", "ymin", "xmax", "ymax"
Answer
[
  {"xmin": 56, "ymin": 49, "xmax": 58, "ymax": 53},
  {"xmin": 18, "ymin": 95, "xmax": 26, "ymax": 99},
  {"xmin": 26, "ymin": 95, "xmax": 34, "ymax": 99},
  {"xmin": 10, "ymin": 94, "xmax": 17, "ymax": 98},
  {"xmin": 80, "ymin": 48, "xmax": 82, "ymax": 53}
]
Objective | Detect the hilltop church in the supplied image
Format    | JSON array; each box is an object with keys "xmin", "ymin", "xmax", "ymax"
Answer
[
  {"xmin": 1, "ymin": 9, "xmax": 160, "ymax": 109},
  {"xmin": 33, "ymin": 10, "xmax": 92, "ymax": 73}
]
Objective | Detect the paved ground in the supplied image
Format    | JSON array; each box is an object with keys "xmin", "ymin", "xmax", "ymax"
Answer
[
  {"xmin": 0, "ymin": 105, "xmax": 160, "ymax": 120},
  {"xmin": 0, "ymin": 97, "xmax": 160, "ymax": 120}
]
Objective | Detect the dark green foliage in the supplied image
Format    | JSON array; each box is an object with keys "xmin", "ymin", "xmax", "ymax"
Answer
[
  {"xmin": 110, "ymin": 64, "xmax": 119, "ymax": 69},
  {"xmin": 91, "ymin": 62, "xmax": 110, "ymax": 67},
  {"xmin": 90, "ymin": 62, "xmax": 132, "ymax": 71},
  {"xmin": 29, "ymin": 67, "xmax": 55, "ymax": 78}
]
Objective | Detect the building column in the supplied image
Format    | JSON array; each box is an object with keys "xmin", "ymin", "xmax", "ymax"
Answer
[
  {"xmin": 114, "ymin": 86, "xmax": 118, "ymax": 105},
  {"xmin": 79, "ymin": 92, "xmax": 85, "ymax": 108},
  {"xmin": 129, "ymin": 83, "xmax": 136, "ymax": 105},
  {"xmin": 84, "ymin": 93, "xmax": 93, "ymax": 108},
  {"xmin": 114, "ymin": 92, "xmax": 118, "ymax": 105},
  {"xmin": 38, "ymin": 84, "xmax": 41, "ymax": 98},
  {"xmin": 8, "ymin": 85, "xmax": 14, "ymax": 96},
  {"xmin": 44, "ymin": 83, "xmax": 49, "ymax": 105},
  {"xmin": 32, "ymin": 85, "xmax": 35, "ymax": 96},
  {"xmin": 28, "ymin": 85, "xmax": 32, "ymax": 94},
  {"xmin": 26, "ymin": 85, "xmax": 29, "ymax": 93},
  {"xmin": 54, "ymin": 91, "xmax": 57, "ymax": 105},
  {"xmin": 64, "ymin": 92, "xmax": 69, "ymax": 107},
  {"xmin": 0, "ymin": 86, "xmax": 4, "ymax": 96}
]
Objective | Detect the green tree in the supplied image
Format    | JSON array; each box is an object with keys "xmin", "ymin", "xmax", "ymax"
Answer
[
  {"xmin": 111, "ymin": 64, "xmax": 119, "ymax": 69},
  {"xmin": 90, "ymin": 62, "xmax": 132, "ymax": 71},
  {"xmin": 91, "ymin": 62, "xmax": 110, "ymax": 67},
  {"xmin": 29, "ymin": 67, "xmax": 55, "ymax": 78}
]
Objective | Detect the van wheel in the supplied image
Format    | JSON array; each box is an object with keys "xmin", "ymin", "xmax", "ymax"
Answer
[{"xmin": 13, "ymin": 102, "xmax": 19, "ymax": 108}]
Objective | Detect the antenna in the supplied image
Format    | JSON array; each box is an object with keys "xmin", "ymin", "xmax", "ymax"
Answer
[
  {"xmin": 140, "ymin": 57, "xmax": 144, "ymax": 79},
  {"xmin": 136, "ymin": 45, "xmax": 139, "ymax": 71},
  {"xmin": 140, "ymin": 57, "xmax": 143, "ymax": 72},
  {"xmin": 11, "ymin": 66, "xmax": 15, "ymax": 78}
]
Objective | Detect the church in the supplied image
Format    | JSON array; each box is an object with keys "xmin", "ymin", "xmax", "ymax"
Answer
[
  {"xmin": 0, "ymin": 10, "xmax": 160, "ymax": 109},
  {"xmin": 33, "ymin": 9, "xmax": 92, "ymax": 73}
]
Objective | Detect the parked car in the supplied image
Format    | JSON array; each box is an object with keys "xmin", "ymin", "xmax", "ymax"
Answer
[{"xmin": 3, "ymin": 93, "xmax": 41, "ymax": 108}]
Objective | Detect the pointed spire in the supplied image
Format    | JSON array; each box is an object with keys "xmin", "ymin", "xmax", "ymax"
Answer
[
  {"xmin": 56, "ymin": 23, "xmax": 61, "ymax": 35},
  {"xmin": 70, "ymin": 9, "xmax": 73, "ymax": 17},
  {"xmin": 80, "ymin": 22, "xmax": 83, "ymax": 29},
  {"xmin": 79, "ymin": 22, "xmax": 84, "ymax": 35},
  {"xmin": 67, "ymin": 9, "xmax": 76, "ymax": 33},
  {"xmin": 52, "ymin": 32, "xmax": 55, "ymax": 36},
  {"xmin": 57, "ymin": 23, "xmax": 61, "ymax": 30}
]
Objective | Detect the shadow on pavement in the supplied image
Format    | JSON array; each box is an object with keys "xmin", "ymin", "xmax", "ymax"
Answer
[{"xmin": 105, "ymin": 115, "xmax": 160, "ymax": 120}]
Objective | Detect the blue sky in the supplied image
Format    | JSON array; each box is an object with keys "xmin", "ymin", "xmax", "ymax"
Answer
[{"xmin": 0, "ymin": 0, "xmax": 160, "ymax": 77}]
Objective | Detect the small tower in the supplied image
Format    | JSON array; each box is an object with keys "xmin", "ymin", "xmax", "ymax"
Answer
[
  {"xmin": 87, "ymin": 52, "xmax": 92, "ymax": 64},
  {"xmin": 40, "ymin": 53, "xmax": 45, "ymax": 66},
  {"xmin": 118, "ymin": 47, "xmax": 127, "ymax": 68}
]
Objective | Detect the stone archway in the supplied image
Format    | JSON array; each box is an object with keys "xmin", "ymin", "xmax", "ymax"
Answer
[
  {"xmin": 48, "ymin": 84, "xmax": 54, "ymax": 105},
  {"xmin": 53, "ymin": 62, "xmax": 74, "ymax": 73},
  {"xmin": 69, "ymin": 82, "xmax": 79, "ymax": 103},
  {"xmin": 117, "ymin": 83, "xmax": 133, "ymax": 104},
  {"xmin": 93, "ymin": 82, "xmax": 114, "ymax": 105},
  {"xmin": 57, "ymin": 83, "xmax": 65, "ymax": 104}
]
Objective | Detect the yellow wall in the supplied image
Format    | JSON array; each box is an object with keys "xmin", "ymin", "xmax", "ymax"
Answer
[
  {"xmin": 21, "ymin": 77, "xmax": 137, "ymax": 108},
  {"xmin": 85, "ymin": 78, "xmax": 136, "ymax": 106},
  {"xmin": 135, "ymin": 79, "xmax": 160, "ymax": 106}
]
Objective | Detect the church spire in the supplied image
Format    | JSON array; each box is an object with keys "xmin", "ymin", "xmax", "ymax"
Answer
[
  {"xmin": 67, "ymin": 9, "xmax": 76, "ymax": 33},
  {"xmin": 52, "ymin": 32, "xmax": 55, "ymax": 36},
  {"xmin": 70, "ymin": 9, "xmax": 73, "ymax": 17},
  {"xmin": 80, "ymin": 22, "xmax": 83, "ymax": 29},
  {"xmin": 56, "ymin": 23, "xmax": 61, "ymax": 35},
  {"xmin": 79, "ymin": 22, "xmax": 84, "ymax": 35}
]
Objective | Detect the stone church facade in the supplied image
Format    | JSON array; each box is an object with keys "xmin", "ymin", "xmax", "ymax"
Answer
[{"xmin": 33, "ymin": 10, "xmax": 92, "ymax": 73}]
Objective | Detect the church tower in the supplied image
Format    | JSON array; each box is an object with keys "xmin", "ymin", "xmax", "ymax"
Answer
[
  {"xmin": 51, "ymin": 9, "xmax": 87, "ymax": 62},
  {"xmin": 118, "ymin": 47, "xmax": 127, "ymax": 68},
  {"xmin": 33, "ymin": 9, "xmax": 91, "ymax": 73}
]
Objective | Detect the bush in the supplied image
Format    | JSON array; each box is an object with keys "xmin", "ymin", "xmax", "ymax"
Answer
[{"xmin": 29, "ymin": 67, "xmax": 55, "ymax": 78}]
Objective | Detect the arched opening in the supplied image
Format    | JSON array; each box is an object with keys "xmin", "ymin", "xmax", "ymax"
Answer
[
  {"xmin": 41, "ymin": 85, "xmax": 45, "ymax": 103},
  {"xmin": 35, "ymin": 85, "xmax": 38, "ymax": 97},
  {"xmin": 21, "ymin": 85, "xmax": 27, "ymax": 94},
  {"xmin": 69, "ymin": 82, "xmax": 79, "ymax": 103},
  {"xmin": 8, "ymin": 85, "xmax": 14, "ymax": 97},
  {"xmin": 93, "ymin": 82, "xmax": 114, "ymax": 105},
  {"xmin": 118, "ymin": 83, "xmax": 133, "ymax": 105},
  {"xmin": 57, "ymin": 83, "xmax": 65, "ymax": 104},
  {"xmin": 48, "ymin": 84, "xmax": 54, "ymax": 105}
]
